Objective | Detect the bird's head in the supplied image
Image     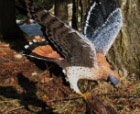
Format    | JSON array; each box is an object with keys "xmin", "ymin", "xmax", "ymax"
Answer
[
  {"xmin": 107, "ymin": 70, "xmax": 120, "ymax": 86},
  {"xmin": 96, "ymin": 52, "xmax": 120, "ymax": 86}
]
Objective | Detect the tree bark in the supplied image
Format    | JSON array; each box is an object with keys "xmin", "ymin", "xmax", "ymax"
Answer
[
  {"xmin": 72, "ymin": 0, "xmax": 90, "ymax": 31},
  {"xmin": 72, "ymin": 0, "xmax": 78, "ymax": 30},
  {"xmin": 0, "ymin": 0, "xmax": 27, "ymax": 51},
  {"xmin": 54, "ymin": 0, "xmax": 68, "ymax": 24},
  {"xmin": 107, "ymin": 0, "xmax": 140, "ymax": 77}
]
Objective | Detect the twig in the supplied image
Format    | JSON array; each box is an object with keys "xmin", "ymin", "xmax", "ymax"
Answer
[
  {"xmin": 46, "ymin": 96, "xmax": 83, "ymax": 103},
  {"xmin": 0, "ymin": 99, "xmax": 20, "ymax": 103},
  {"xmin": 3, "ymin": 106, "xmax": 25, "ymax": 114},
  {"xmin": 0, "ymin": 76, "xmax": 11, "ymax": 79}
]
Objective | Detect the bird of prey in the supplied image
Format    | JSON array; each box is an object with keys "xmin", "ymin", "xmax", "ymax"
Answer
[{"xmin": 22, "ymin": 0, "xmax": 122, "ymax": 99}]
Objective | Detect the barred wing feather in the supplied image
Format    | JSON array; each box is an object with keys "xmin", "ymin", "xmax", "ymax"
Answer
[{"xmin": 24, "ymin": 0, "xmax": 97, "ymax": 67}]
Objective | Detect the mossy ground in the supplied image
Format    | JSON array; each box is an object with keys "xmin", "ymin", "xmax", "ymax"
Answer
[{"xmin": 0, "ymin": 42, "xmax": 140, "ymax": 114}]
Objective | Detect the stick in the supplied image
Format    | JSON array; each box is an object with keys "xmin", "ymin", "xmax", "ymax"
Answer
[
  {"xmin": 46, "ymin": 96, "xmax": 83, "ymax": 103},
  {"xmin": 3, "ymin": 106, "xmax": 25, "ymax": 114}
]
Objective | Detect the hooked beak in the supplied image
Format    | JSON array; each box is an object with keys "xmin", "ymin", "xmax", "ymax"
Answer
[{"xmin": 107, "ymin": 74, "xmax": 120, "ymax": 86}]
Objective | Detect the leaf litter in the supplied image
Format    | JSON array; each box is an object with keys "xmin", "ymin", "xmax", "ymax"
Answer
[{"xmin": 0, "ymin": 41, "xmax": 140, "ymax": 114}]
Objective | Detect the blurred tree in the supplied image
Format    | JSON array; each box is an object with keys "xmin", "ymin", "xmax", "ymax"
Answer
[
  {"xmin": 15, "ymin": 0, "xmax": 54, "ymax": 20},
  {"xmin": 0, "ymin": 0, "xmax": 27, "ymax": 50},
  {"xmin": 35, "ymin": 0, "xmax": 54, "ymax": 10},
  {"xmin": 54, "ymin": 0, "xmax": 68, "ymax": 23},
  {"xmin": 72, "ymin": 0, "xmax": 90, "ymax": 31},
  {"xmin": 72, "ymin": 0, "xmax": 78, "ymax": 29}
]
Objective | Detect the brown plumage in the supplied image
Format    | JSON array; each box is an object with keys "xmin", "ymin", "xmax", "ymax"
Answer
[
  {"xmin": 22, "ymin": 0, "xmax": 122, "ymax": 101},
  {"xmin": 31, "ymin": 45, "xmax": 119, "ymax": 81},
  {"xmin": 96, "ymin": 53, "xmax": 120, "ymax": 80}
]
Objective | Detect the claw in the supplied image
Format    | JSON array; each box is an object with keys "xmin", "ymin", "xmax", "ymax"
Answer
[{"xmin": 78, "ymin": 91, "xmax": 91, "ymax": 100}]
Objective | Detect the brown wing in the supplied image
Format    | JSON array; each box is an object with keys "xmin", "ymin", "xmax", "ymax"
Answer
[{"xmin": 24, "ymin": 0, "xmax": 97, "ymax": 67}]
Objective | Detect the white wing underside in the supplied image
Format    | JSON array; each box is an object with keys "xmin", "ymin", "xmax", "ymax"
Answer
[
  {"xmin": 92, "ymin": 8, "xmax": 122, "ymax": 55},
  {"xmin": 83, "ymin": 0, "xmax": 123, "ymax": 55}
]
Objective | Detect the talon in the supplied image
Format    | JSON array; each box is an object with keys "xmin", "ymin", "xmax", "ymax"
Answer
[{"xmin": 78, "ymin": 91, "xmax": 91, "ymax": 100}]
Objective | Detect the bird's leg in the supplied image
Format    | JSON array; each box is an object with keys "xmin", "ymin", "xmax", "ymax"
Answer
[
  {"xmin": 78, "ymin": 91, "xmax": 91, "ymax": 100},
  {"xmin": 68, "ymin": 77, "xmax": 91, "ymax": 100}
]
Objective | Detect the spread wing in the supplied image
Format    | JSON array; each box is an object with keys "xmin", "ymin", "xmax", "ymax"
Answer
[
  {"xmin": 83, "ymin": 0, "xmax": 123, "ymax": 55},
  {"xmin": 24, "ymin": 0, "xmax": 97, "ymax": 67}
]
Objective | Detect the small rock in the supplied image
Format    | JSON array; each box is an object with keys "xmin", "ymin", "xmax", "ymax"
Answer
[
  {"xmin": 32, "ymin": 72, "xmax": 38, "ymax": 76},
  {"xmin": 41, "ymin": 77, "xmax": 53, "ymax": 83},
  {"xmin": 14, "ymin": 54, "xmax": 23, "ymax": 59}
]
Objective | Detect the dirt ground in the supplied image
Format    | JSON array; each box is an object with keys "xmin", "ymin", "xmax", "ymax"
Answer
[{"xmin": 0, "ymin": 41, "xmax": 140, "ymax": 114}]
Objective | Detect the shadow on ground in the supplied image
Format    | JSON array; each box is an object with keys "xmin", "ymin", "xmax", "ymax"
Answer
[{"xmin": 0, "ymin": 73, "xmax": 57, "ymax": 114}]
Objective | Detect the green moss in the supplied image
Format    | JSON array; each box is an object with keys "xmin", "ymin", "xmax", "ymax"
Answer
[{"xmin": 75, "ymin": 99, "xmax": 85, "ymax": 105}]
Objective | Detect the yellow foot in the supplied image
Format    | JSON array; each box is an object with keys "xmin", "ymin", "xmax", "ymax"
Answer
[
  {"xmin": 78, "ymin": 91, "xmax": 91, "ymax": 100},
  {"xmin": 114, "ymin": 84, "xmax": 119, "ymax": 88}
]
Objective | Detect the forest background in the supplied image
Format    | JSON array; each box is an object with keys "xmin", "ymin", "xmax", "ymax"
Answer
[{"xmin": 0, "ymin": 0, "xmax": 140, "ymax": 114}]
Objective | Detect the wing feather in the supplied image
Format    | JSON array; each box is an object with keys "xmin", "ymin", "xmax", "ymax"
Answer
[
  {"xmin": 83, "ymin": 0, "xmax": 123, "ymax": 55},
  {"xmin": 24, "ymin": 0, "xmax": 97, "ymax": 67}
]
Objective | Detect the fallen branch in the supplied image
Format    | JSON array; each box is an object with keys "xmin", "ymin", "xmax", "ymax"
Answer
[
  {"xmin": 46, "ymin": 96, "xmax": 83, "ymax": 103},
  {"xmin": 3, "ymin": 106, "xmax": 25, "ymax": 114}
]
